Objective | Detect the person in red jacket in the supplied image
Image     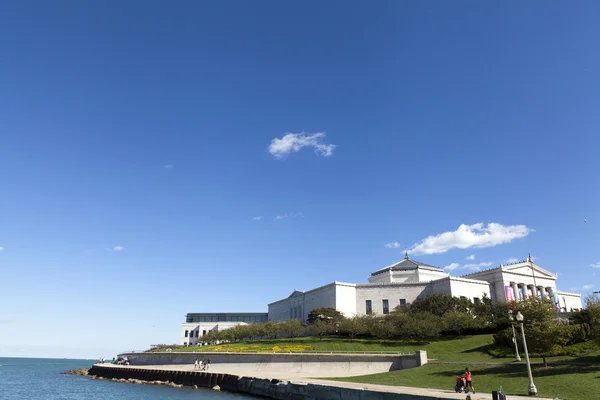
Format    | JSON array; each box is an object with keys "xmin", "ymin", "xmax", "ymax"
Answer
[{"xmin": 464, "ymin": 368, "xmax": 475, "ymax": 394}]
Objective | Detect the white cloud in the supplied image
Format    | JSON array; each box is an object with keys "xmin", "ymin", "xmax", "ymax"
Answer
[
  {"xmin": 0, "ymin": 247, "xmax": 4, "ymax": 252},
  {"xmin": 163, "ymin": 164, "xmax": 173, "ymax": 169},
  {"xmin": 113, "ymin": 246, "xmax": 125, "ymax": 252},
  {"xmin": 583, "ymin": 284, "xmax": 594, "ymax": 290},
  {"xmin": 252, "ymin": 216, "xmax": 263, "ymax": 220},
  {"xmin": 505, "ymin": 257, "xmax": 520, "ymax": 264},
  {"xmin": 407, "ymin": 223, "xmax": 533, "ymax": 255},
  {"xmin": 268, "ymin": 132, "xmax": 336, "ymax": 159},
  {"xmin": 590, "ymin": 262, "xmax": 600, "ymax": 269},
  {"xmin": 466, "ymin": 254, "xmax": 475, "ymax": 260},
  {"xmin": 444, "ymin": 263, "xmax": 461, "ymax": 271},
  {"xmin": 275, "ymin": 212, "xmax": 304, "ymax": 220},
  {"xmin": 385, "ymin": 241, "xmax": 401, "ymax": 249},
  {"xmin": 463, "ymin": 262, "xmax": 493, "ymax": 271}
]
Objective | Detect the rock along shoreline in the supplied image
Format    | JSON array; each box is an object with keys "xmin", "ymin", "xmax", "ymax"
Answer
[{"xmin": 66, "ymin": 364, "xmax": 540, "ymax": 400}]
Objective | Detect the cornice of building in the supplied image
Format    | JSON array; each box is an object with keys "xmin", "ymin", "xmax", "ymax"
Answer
[
  {"xmin": 555, "ymin": 291, "xmax": 582, "ymax": 297},
  {"xmin": 356, "ymin": 282, "xmax": 429, "ymax": 289}
]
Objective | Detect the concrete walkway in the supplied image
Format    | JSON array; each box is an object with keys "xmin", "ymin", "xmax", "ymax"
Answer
[{"xmin": 97, "ymin": 364, "xmax": 555, "ymax": 400}]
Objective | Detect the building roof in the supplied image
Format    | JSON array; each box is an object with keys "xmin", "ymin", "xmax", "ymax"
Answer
[
  {"xmin": 371, "ymin": 253, "xmax": 442, "ymax": 276},
  {"xmin": 459, "ymin": 254, "xmax": 558, "ymax": 280},
  {"xmin": 186, "ymin": 312, "xmax": 268, "ymax": 316}
]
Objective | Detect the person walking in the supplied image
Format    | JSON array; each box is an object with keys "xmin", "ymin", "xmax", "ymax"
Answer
[
  {"xmin": 194, "ymin": 359, "xmax": 198, "ymax": 370},
  {"xmin": 464, "ymin": 368, "xmax": 475, "ymax": 394}
]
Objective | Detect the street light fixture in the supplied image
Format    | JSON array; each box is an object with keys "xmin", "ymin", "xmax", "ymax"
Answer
[
  {"xmin": 508, "ymin": 311, "xmax": 521, "ymax": 362},
  {"xmin": 516, "ymin": 311, "xmax": 537, "ymax": 396}
]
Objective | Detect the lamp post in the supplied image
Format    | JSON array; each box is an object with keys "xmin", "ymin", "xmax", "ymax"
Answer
[
  {"xmin": 516, "ymin": 311, "xmax": 537, "ymax": 396},
  {"xmin": 508, "ymin": 312, "xmax": 521, "ymax": 362}
]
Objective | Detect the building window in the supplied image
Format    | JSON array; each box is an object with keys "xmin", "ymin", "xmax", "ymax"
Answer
[
  {"xmin": 365, "ymin": 300, "xmax": 372, "ymax": 314},
  {"xmin": 184, "ymin": 330, "xmax": 189, "ymax": 337},
  {"xmin": 383, "ymin": 299, "xmax": 389, "ymax": 314},
  {"xmin": 202, "ymin": 330, "xmax": 206, "ymax": 336},
  {"xmin": 474, "ymin": 297, "xmax": 480, "ymax": 304},
  {"xmin": 399, "ymin": 299, "xmax": 406, "ymax": 306}
]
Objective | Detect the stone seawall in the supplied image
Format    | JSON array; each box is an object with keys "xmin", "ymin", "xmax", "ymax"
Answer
[
  {"xmin": 87, "ymin": 365, "xmax": 462, "ymax": 400},
  {"xmin": 119, "ymin": 351, "xmax": 427, "ymax": 376}
]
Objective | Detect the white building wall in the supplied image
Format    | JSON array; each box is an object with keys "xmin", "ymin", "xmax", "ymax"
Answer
[
  {"xmin": 368, "ymin": 271, "xmax": 393, "ymax": 284},
  {"xmin": 335, "ymin": 283, "xmax": 357, "ymax": 317},
  {"xmin": 429, "ymin": 277, "xmax": 452, "ymax": 295},
  {"xmin": 355, "ymin": 284, "xmax": 429, "ymax": 315},
  {"xmin": 390, "ymin": 270, "xmax": 420, "ymax": 283},
  {"xmin": 268, "ymin": 300, "xmax": 291, "ymax": 322},
  {"xmin": 302, "ymin": 284, "xmax": 337, "ymax": 322},
  {"xmin": 556, "ymin": 291, "xmax": 583, "ymax": 311},
  {"xmin": 180, "ymin": 322, "xmax": 248, "ymax": 345},
  {"xmin": 417, "ymin": 269, "xmax": 449, "ymax": 282},
  {"xmin": 448, "ymin": 278, "xmax": 491, "ymax": 302}
]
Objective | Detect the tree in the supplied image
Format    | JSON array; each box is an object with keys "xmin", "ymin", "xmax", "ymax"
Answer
[
  {"xmin": 409, "ymin": 294, "xmax": 473, "ymax": 317},
  {"xmin": 281, "ymin": 319, "xmax": 305, "ymax": 341},
  {"xmin": 583, "ymin": 294, "xmax": 600, "ymax": 345},
  {"xmin": 369, "ymin": 316, "xmax": 396, "ymax": 339},
  {"xmin": 310, "ymin": 320, "xmax": 334, "ymax": 341},
  {"xmin": 472, "ymin": 293, "xmax": 511, "ymax": 331},
  {"xmin": 250, "ymin": 323, "xmax": 266, "ymax": 340},
  {"xmin": 339, "ymin": 316, "xmax": 369, "ymax": 341},
  {"xmin": 203, "ymin": 330, "xmax": 218, "ymax": 343},
  {"xmin": 516, "ymin": 297, "xmax": 568, "ymax": 367},
  {"xmin": 263, "ymin": 321, "xmax": 281, "ymax": 339},
  {"xmin": 401, "ymin": 312, "xmax": 443, "ymax": 341},
  {"xmin": 442, "ymin": 310, "xmax": 478, "ymax": 336},
  {"xmin": 307, "ymin": 308, "xmax": 344, "ymax": 324}
]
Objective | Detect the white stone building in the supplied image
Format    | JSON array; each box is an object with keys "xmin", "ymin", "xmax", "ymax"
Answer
[
  {"xmin": 180, "ymin": 312, "xmax": 268, "ymax": 345},
  {"xmin": 268, "ymin": 254, "xmax": 582, "ymax": 322}
]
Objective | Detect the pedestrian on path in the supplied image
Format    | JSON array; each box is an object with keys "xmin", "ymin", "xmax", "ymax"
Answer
[{"xmin": 464, "ymin": 368, "xmax": 475, "ymax": 394}]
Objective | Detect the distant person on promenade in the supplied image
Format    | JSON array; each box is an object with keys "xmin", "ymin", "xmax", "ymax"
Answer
[
  {"xmin": 464, "ymin": 368, "xmax": 475, "ymax": 394},
  {"xmin": 206, "ymin": 359, "xmax": 211, "ymax": 370},
  {"xmin": 194, "ymin": 359, "xmax": 198, "ymax": 370}
]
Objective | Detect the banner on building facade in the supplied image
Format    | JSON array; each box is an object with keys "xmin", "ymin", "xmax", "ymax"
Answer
[
  {"xmin": 518, "ymin": 287, "xmax": 524, "ymax": 300},
  {"xmin": 554, "ymin": 293, "xmax": 561, "ymax": 311},
  {"xmin": 505, "ymin": 286, "xmax": 515, "ymax": 302}
]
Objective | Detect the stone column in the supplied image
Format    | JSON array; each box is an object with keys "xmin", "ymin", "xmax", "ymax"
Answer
[
  {"xmin": 530, "ymin": 285, "xmax": 537, "ymax": 298},
  {"xmin": 538, "ymin": 286, "xmax": 546, "ymax": 299},
  {"xmin": 547, "ymin": 287, "xmax": 555, "ymax": 304},
  {"xmin": 520, "ymin": 284, "xmax": 528, "ymax": 299},
  {"xmin": 511, "ymin": 282, "xmax": 519, "ymax": 302}
]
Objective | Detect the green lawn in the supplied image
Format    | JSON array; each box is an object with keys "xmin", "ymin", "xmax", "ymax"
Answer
[
  {"xmin": 159, "ymin": 335, "xmax": 496, "ymax": 360},
  {"xmin": 327, "ymin": 363, "xmax": 600, "ymax": 400},
  {"xmin": 157, "ymin": 334, "xmax": 600, "ymax": 363},
  {"xmin": 155, "ymin": 335, "xmax": 600, "ymax": 399}
]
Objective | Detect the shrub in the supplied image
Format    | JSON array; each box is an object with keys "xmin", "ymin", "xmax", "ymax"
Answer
[{"xmin": 401, "ymin": 312, "xmax": 443, "ymax": 341}]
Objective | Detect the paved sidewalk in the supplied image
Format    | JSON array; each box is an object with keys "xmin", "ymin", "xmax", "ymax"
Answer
[{"xmin": 97, "ymin": 364, "xmax": 555, "ymax": 400}]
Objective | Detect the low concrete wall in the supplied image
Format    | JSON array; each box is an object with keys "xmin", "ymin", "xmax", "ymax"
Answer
[
  {"xmin": 88, "ymin": 365, "xmax": 452, "ymax": 400},
  {"xmin": 119, "ymin": 351, "xmax": 425, "ymax": 375}
]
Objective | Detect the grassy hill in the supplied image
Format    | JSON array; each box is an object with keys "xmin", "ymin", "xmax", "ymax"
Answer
[
  {"xmin": 153, "ymin": 334, "xmax": 600, "ymax": 400},
  {"xmin": 158, "ymin": 335, "xmax": 495, "ymax": 361},
  {"xmin": 329, "ymin": 363, "xmax": 600, "ymax": 400},
  {"xmin": 154, "ymin": 334, "xmax": 600, "ymax": 363}
]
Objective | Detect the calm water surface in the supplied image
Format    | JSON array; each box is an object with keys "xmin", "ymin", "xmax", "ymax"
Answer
[{"xmin": 0, "ymin": 358, "xmax": 253, "ymax": 400}]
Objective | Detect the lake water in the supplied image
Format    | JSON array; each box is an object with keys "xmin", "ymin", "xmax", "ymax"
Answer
[{"xmin": 0, "ymin": 358, "xmax": 253, "ymax": 400}]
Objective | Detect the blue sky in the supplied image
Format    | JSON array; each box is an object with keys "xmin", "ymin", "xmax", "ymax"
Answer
[{"xmin": 1, "ymin": 1, "xmax": 599, "ymax": 358}]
